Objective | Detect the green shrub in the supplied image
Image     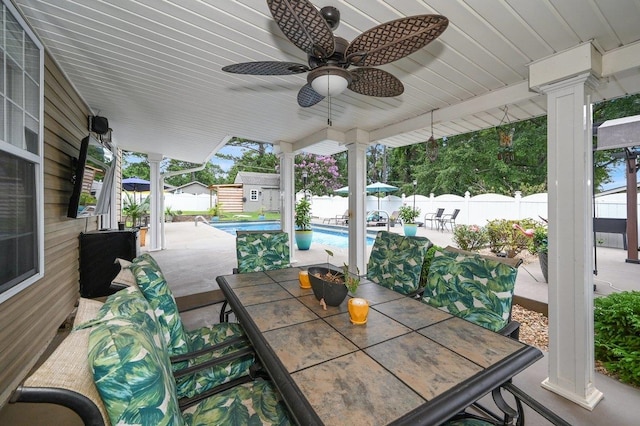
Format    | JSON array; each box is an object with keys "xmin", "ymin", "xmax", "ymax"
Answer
[
  {"xmin": 452, "ymin": 224, "xmax": 489, "ymax": 251},
  {"xmin": 594, "ymin": 291, "xmax": 640, "ymax": 387},
  {"xmin": 419, "ymin": 245, "xmax": 440, "ymax": 290}
]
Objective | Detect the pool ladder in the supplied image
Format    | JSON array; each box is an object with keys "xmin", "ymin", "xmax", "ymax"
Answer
[{"xmin": 194, "ymin": 215, "xmax": 209, "ymax": 226}]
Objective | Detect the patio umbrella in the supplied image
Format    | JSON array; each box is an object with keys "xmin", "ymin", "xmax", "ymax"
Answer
[
  {"xmin": 366, "ymin": 182, "xmax": 398, "ymax": 210},
  {"xmin": 122, "ymin": 176, "xmax": 150, "ymax": 203},
  {"xmin": 122, "ymin": 176, "xmax": 150, "ymax": 191},
  {"xmin": 334, "ymin": 186, "xmax": 349, "ymax": 195}
]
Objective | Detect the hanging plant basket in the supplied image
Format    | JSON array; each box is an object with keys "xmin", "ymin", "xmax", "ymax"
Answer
[{"xmin": 426, "ymin": 136, "xmax": 438, "ymax": 162}]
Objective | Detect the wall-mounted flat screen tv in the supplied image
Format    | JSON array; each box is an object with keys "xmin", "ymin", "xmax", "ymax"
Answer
[{"xmin": 67, "ymin": 135, "xmax": 114, "ymax": 218}]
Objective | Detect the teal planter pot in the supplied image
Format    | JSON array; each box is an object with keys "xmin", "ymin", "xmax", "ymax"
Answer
[
  {"xmin": 403, "ymin": 223, "xmax": 418, "ymax": 237},
  {"xmin": 295, "ymin": 230, "xmax": 313, "ymax": 250}
]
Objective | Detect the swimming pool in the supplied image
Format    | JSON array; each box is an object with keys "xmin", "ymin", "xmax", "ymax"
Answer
[{"xmin": 210, "ymin": 221, "xmax": 375, "ymax": 248}]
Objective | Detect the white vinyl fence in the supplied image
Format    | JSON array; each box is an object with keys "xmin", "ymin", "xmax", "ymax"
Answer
[{"xmin": 307, "ymin": 191, "xmax": 638, "ymax": 250}]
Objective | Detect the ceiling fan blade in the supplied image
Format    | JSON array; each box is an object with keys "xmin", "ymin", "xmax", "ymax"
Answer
[
  {"xmin": 267, "ymin": 0, "xmax": 335, "ymax": 58},
  {"xmin": 222, "ymin": 61, "xmax": 309, "ymax": 75},
  {"xmin": 297, "ymin": 83, "xmax": 324, "ymax": 107},
  {"xmin": 346, "ymin": 15, "xmax": 448, "ymax": 67},
  {"xmin": 348, "ymin": 68, "xmax": 404, "ymax": 97}
]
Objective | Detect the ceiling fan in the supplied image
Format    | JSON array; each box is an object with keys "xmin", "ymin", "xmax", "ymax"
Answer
[{"xmin": 222, "ymin": 0, "xmax": 448, "ymax": 108}]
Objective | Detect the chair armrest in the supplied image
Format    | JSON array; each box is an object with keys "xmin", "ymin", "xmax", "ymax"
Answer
[
  {"xmin": 498, "ymin": 320, "xmax": 520, "ymax": 340},
  {"xmin": 175, "ymin": 289, "xmax": 226, "ymax": 313},
  {"xmin": 170, "ymin": 336, "xmax": 250, "ymax": 364},
  {"xmin": 11, "ymin": 387, "xmax": 106, "ymax": 426},
  {"xmin": 178, "ymin": 375, "xmax": 254, "ymax": 411},
  {"xmin": 172, "ymin": 346, "xmax": 255, "ymax": 380}
]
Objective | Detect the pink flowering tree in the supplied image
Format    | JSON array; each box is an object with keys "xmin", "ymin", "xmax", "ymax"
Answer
[{"xmin": 294, "ymin": 153, "xmax": 341, "ymax": 196}]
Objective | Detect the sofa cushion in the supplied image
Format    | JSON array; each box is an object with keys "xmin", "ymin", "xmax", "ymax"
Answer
[
  {"xmin": 182, "ymin": 379, "xmax": 292, "ymax": 426},
  {"xmin": 73, "ymin": 298, "xmax": 104, "ymax": 328},
  {"xmin": 129, "ymin": 261, "xmax": 190, "ymax": 356},
  {"xmin": 111, "ymin": 258, "xmax": 137, "ymax": 288},
  {"xmin": 366, "ymin": 231, "xmax": 432, "ymax": 295},
  {"xmin": 421, "ymin": 248, "xmax": 517, "ymax": 332},
  {"xmin": 88, "ymin": 315, "xmax": 183, "ymax": 426},
  {"xmin": 176, "ymin": 323, "xmax": 255, "ymax": 399}
]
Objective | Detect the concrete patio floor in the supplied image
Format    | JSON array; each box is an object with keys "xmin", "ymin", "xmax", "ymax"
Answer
[{"xmin": 150, "ymin": 221, "xmax": 640, "ymax": 425}]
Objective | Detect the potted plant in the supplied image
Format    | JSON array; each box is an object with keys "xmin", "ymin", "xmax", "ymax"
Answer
[
  {"xmin": 164, "ymin": 206, "xmax": 175, "ymax": 222},
  {"xmin": 515, "ymin": 221, "xmax": 548, "ymax": 282},
  {"xmin": 398, "ymin": 205, "xmax": 421, "ymax": 236},
  {"xmin": 258, "ymin": 206, "xmax": 266, "ymax": 220},
  {"xmin": 530, "ymin": 226, "xmax": 548, "ymax": 283},
  {"xmin": 307, "ymin": 250, "xmax": 360, "ymax": 309},
  {"xmin": 294, "ymin": 197, "xmax": 312, "ymax": 250},
  {"xmin": 209, "ymin": 202, "xmax": 223, "ymax": 222}
]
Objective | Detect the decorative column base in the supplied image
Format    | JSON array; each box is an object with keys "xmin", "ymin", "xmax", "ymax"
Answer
[{"xmin": 541, "ymin": 378, "xmax": 603, "ymax": 411}]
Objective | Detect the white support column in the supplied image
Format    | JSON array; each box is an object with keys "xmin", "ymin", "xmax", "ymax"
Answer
[
  {"xmin": 148, "ymin": 153, "xmax": 163, "ymax": 251},
  {"xmin": 277, "ymin": 142, "xmax": 296, "ymax": 263},
  {"xmin": 538, "ymin": 72, "xmax": 603, "ymax": 409},
  {"xmin": 347, "ymin": 142, "xmax": 368, "ymax": 274}
]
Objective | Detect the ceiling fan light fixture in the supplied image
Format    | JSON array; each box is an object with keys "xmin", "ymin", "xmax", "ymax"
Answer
[{"xmin": 308, "ymin": 67, "xmax": 351, "ymax": 97}]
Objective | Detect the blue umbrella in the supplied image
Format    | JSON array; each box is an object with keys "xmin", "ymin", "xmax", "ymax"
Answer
[
  {"xmin": 122, "ymin": 177, "xmax": 150, "ymax": 204},
  {"xmin": 122, "ymin": 176, "xmax": 150, "ymax": 191}
]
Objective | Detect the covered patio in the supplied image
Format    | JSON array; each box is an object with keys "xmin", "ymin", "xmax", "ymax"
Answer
[{"xmin": 10, "ymin": 0, "xmax": 640, "ymax": 418}]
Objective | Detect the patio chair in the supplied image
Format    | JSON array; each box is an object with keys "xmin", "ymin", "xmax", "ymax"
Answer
[
  {"xmin": 87, "ymin": 314, "xmax": 292, "ymax": 425},
  {"xmin": 120, "ymin": 258, "xmax": 256, "ymax": 399},
  {"xmin": 444, "ymin": 381, "xmax": 571, "ymax": 425},
  {"xmin": 424, "ymin": 208, "xmax": 445, "ymax": 229},
  {"xmin": 366, "ymin": 231, "xmax": 433, "ymax": 297},
  {"xmin": 440, "ymin": 208, "xmax": 460, "ymax": 231},
  {"xmin": 220, "ymin": 230, "xmax": 291, "ymax": 322},
  {"xmin": 421, "ymin": 246, "xmax": 521, "ymax": 339}
]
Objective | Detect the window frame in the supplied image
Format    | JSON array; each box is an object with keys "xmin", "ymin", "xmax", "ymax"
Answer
[
  {"xmin": 249, "ymin": 189, "xmax": 259, "ymax": 201},
  {"xmin": 0, "ymin": 0, "xmax": 44, "ymax": 303}
]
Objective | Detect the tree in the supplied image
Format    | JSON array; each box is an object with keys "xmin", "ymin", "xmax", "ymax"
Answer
[
  {"xmin": 122, "ymin": 152, "xmax": 150, "ymax": 180},
  {"xmin": 163, "ymin": 160, "xmax": 225, "ymax": 187},
  {"xmin": 295, "ymin": 153, "xmax": 340, "ymax": 195}
]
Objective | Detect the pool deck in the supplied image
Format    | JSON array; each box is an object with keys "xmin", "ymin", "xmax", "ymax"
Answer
[{"xmin": 146, "ymin": 220, "xmax": 640, "ymax": 426}]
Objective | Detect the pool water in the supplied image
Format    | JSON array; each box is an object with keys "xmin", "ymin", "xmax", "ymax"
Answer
[{"xmin": 210, "ymin": 221, "xmax": 375, "ymax": 249}]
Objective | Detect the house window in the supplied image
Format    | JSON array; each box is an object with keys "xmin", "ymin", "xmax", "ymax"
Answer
[
  {"xmin": 0, "ymin": 1, "xmax": 44, "ymax": 302},
  {"xmin": 250, "ymin": 189, "xmax": 258, "ymax": 201}
]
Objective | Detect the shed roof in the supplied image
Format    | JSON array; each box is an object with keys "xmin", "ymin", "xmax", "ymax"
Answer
[{"xmin": 234, "ymin": 172, "xmax": 280, "ymax": 187}]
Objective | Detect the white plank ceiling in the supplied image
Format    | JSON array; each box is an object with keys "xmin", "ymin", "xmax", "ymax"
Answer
[{"xmin": 15, "ymin": 0, "xmax": 640, "ymax": 163}]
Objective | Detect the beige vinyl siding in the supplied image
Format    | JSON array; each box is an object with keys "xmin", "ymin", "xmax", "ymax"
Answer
[{"xmin": 0, "ymin": 52, "xmax": 98, "ymax": 405}]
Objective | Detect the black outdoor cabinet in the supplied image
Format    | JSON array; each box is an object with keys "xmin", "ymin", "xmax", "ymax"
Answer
[{"xmin": 79, "ymin": 230, "xmax": 138, "ymax": 298}]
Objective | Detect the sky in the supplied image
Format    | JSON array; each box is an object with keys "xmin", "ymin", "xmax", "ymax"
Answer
[{"xmin": 600, "ymin": 163, "xmax": 627, "ymax": 192}]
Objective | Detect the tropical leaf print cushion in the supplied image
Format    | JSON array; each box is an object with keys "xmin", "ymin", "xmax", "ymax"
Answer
[
  {"xmin": 236, "ymin": 231, "xmax": 290, "ymax": 273},
  {"xmin": 88, "ymin": 315, "xmax": 183, "ymax": 426},
  {"xmin": 422, "ymin": 249, "xmax": 518, "ymax": 332},
  {"xmin": 175, "ymin": 322, "xmax": 255, "ymax": 399},
  {"xmin": 182, "ymin": 378, "xmax": 292, "ymax": 426},
  {"xmin": 129, "ymin": 261, "xmax": 190, "ymax": 356},
  {"xmin": 366, "ymin": 231, "xmax": 432, "ymax": 295},
  {"xmin": 74, "ymin": 286, "xmax": 159, "ymax": 333}
]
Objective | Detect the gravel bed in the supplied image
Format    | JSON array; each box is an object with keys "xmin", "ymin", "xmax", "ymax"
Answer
[{"xmin": 512, "ymin": 304, "xmax": 548, "ymax": 352}]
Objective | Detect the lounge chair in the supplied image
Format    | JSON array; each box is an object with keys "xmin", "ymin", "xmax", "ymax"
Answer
[
  {"xmin": 322, "ymin": 209, "xmax": 349, "ymax": 225},
  {"xmin": 366, "ymin": 210, "xmax": 387, "ymax": 227}
]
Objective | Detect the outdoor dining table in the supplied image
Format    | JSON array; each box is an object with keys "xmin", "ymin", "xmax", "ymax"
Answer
[{"xmin": 216, "ymin": 266, "xmax": 543, "ymax": 426}]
